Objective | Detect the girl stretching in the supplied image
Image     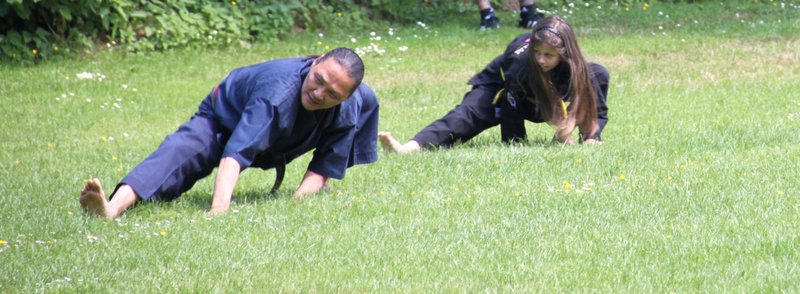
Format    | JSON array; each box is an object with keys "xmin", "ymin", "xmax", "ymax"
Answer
[{"xmin": 379, "ymin": 15, "xmax": 609, "ymax": 153}]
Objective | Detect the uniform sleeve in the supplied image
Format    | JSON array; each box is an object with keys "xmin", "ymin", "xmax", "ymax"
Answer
[
  {"xmin": 590, "ymin": 63, "xmax": 610, "ymax": 140},
  {"xmin": 348, "ymin": 85, "xmax": 380, "ymax": 167},
  {"xmin": 222, "ymin": 98, "xmax": 280, "ymax": 168},
  {"xmin": 307, "ymin": 118, "xmax": 356, "ymax": 180}
]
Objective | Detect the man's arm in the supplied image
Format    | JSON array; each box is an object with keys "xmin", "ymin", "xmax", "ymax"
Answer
[
  {"xmin": 209, "ymin": 157, "xmax": 241, "ymax": 213},
  {"xmin": 293, "ymin": 170, "xmax": 330, "ymax": 198}
]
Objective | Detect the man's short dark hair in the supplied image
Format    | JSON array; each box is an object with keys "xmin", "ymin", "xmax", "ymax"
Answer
[{"xmin": 318, "ymin": 48, "xmax": 365, "ymax": 89}]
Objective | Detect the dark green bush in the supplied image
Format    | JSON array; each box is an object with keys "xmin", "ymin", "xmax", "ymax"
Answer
[{"xmin": 0, "ymin": 0, "xmax": 474, "ymax": 64}]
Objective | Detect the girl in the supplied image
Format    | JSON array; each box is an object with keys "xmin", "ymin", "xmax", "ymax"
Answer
[{"xmin": 379, "ymin": 15, "xmax": 609, "ymax": 153}]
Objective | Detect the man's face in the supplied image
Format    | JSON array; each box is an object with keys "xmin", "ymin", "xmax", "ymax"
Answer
[{"xmin": 300, "ymin": 57, "xmax": 356, "ymax": 111}]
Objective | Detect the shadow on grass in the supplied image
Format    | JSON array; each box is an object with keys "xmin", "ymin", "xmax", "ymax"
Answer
[
  {"xmin": 423, "ymin": 136, "xmax": 555, "ymax": 152},
  {"xmin": 175, "ymin": 188, "xmax": 290, "ymax": 212}
]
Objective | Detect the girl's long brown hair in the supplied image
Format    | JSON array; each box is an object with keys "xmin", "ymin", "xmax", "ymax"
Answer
[{"xmin": 527, "ymin": 16, "xmax": 598, "ymax": 140}]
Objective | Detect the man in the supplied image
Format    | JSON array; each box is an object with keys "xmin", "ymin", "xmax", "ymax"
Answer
[
  {"xmin": 476, "ymin": 0, "xmax": 544, "ymax": 30},
  {"xmin": 80, "ymin": 47, "xmax": 380, "ymax": 218}
]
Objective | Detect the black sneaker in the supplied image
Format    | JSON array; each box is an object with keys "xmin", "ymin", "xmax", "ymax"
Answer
[
  {"xmin": 480, "ymin": 14, "xmax": 500, "ymax": 30},
  {"xmin": 519, "ymin": 11, "xmax": 544, "ymax": 28}
]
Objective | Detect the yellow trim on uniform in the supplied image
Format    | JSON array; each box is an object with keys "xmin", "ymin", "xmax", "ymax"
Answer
[
  {"xmin": 492, "ymin": 89, "xmax": 506, "ymax": 105},
  {"xmin": 492, "ymin": 67, "xmax": 508, "ymax": 105}
]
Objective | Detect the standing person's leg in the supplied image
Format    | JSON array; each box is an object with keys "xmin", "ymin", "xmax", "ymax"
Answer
[
  {"xmin": 476, "ymin": 0, "xmax": 500, "ymax": 30},
  {"xmin": 80, "ymin": 115, "xmax": 227, "ymax": 218},
  {"xmin": 518, "ymin": 0, "xmax": 544, "ymax": 28},
  {"xmin": 379, "ymin": 87, "xmax": 500, "ymax": 153}
]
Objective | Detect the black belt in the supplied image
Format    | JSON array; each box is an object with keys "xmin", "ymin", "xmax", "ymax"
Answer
[{"xmin": 269, "ymin": 155, "xmax": 286, "ymax": 196}]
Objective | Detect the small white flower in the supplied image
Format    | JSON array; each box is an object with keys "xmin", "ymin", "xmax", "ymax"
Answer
[
  {"xmin": 370, "ymin": 32, "xmax": 376, "ymax": 36},
  {"xmin": 399, "ymin": 46, "xmax": 408, "ymax": 52},
  {"xmin": 122, "ymin": 84, "xmax": 128, "ymax": 89},
  {"xmin": 350, "ymin": 37, "xmax": 357, "ymax": 43},
  {"xmin": 77, "ymin": 72, "xmax": 94, "ymax": 80}
]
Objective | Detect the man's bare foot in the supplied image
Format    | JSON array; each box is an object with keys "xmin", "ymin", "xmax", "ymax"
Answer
[
  {"xmin": 378, "ymin": 131, "xmax": 421, "ymax": 154},
  {"xmin": 80, "ymin": 178, "xmax": 112, "ymax": 219}
]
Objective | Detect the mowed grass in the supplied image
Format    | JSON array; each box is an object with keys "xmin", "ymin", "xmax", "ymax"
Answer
[{"xmin": 1, "ymin": 2, "xmax": 799, "ymax": 292}]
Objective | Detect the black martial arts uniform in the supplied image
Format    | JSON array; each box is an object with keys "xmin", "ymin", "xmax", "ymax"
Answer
[{"xmin": 412, "ymin": 33, "xmax": 609, "ymax": 148}]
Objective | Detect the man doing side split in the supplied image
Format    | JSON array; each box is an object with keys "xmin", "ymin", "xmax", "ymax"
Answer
[{"xmin": 80, "ymin": 48, "xmax": 380, "ymax": 218}]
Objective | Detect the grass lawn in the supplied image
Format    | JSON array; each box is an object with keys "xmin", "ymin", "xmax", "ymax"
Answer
[{"xmin": 1, "ymin": 1, "xmax": 799, "ymax": 292}]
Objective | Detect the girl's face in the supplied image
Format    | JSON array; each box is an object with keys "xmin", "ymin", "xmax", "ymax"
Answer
[{"xmin": 532, "ymin": 43, "xmax": 561, "ymax": 73}]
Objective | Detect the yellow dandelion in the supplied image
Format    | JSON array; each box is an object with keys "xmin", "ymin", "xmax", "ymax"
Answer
[
  {"xmin": 15, "ymin": 159, "xmax": 20, "ymax": 165},
  {"xmin": 680, "ymin": 164, "xmax": 686, "ymax": 170},
  {"xmin": 231, "ymin": 0, "xmax": 237, "ymax": 5},
  {"xmin": 316, "ymin": 41, "xmax": 322, "ymax": 45},
  {"xmin": 337, "ymin": 12, "xmax": 343, "ymax": 17},
  {"xmin": 112, "ymin": 156, "xmax": 118, "ymax": 161},
  {"xmin": 324, "ymin": 45, "xmax": 330, "ymax": 50},
  {"xmin": 53, "ymin": 45, "xmax": 60, "ymax": 52},
  {"xmin": 411, "ymin": 191, "xmax": 416, "ymax": 196},
  {"xmin": 619, "ymin": 174, "xmax": 626, "ymax": 181},
  {"xmin": 0, "ymin": 240, "xmax": 6, "ymax": 245},
  {"xmin": 100, "ymin": 136, "xmax": 108, "ymax": 142},
  {"xmin": 32, "ymin": 48, "xmax": 39, "ymax": 55},
  {"xmin": 777, "ymin": 191, "xmax": 783, "ymax": 196},
  {"xmin": 67, "ymin": 211, "xmax": 74, "ymax": 216},
  {"xmin": 563, "ymin": 180, "xmax": 572, "ymax": 190},
  {"xmin": 48, "ymin": 143, "xmax": 54, "ymax": 149},
  {"xmin": 159, "ymin": 231, "xmax": 168, "ymax": 237},
  {"xmin": 576, "ymin": 158, "xmax": 582, "ymax": 164},
  {"xmin": 514, "ymin": 192, "xmax": 521, "ymax": 197}
]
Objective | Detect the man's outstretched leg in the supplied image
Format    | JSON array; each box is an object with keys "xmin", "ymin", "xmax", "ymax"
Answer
[
  {"xmin": 378, "ymin": 132, "xmax": 422, "ymax": 154},
  {"xmin": 80, "ymin": 178, "xmax": 138, "ymax": 219}
]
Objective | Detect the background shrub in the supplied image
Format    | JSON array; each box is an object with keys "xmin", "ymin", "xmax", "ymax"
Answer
[{"xmin": 0, "ymin": 0, "xmax": 717, "ymax": 64}]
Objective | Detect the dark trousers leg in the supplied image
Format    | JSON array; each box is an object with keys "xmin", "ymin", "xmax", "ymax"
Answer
[
  {"xmin": 412, "ymin": 87, "xmax": 499, "ymax": 148},
  {"xmin": 119, "ymin": 115, "xmax": 227, "ymax": 201}
]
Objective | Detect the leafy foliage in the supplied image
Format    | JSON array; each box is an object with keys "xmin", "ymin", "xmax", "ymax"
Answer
[{"xmin": 0, "ymin": 0, "xmax": 473, "ymax": 64}]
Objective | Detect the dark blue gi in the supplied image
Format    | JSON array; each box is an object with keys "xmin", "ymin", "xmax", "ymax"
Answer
[
  {"xmin": 412, "ymin": 33, "xmax": 609, "ymax": 147},
  {"xmin": 119, "ymin": 57, "xmax": 379, "ymax": 201}
]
